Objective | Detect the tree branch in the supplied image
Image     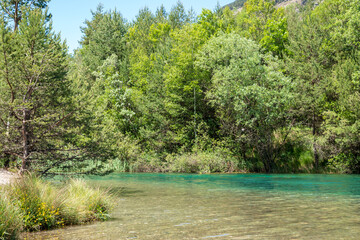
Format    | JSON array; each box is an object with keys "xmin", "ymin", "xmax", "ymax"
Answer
[
  {"xmin": 0, "ymin": 116, "xmax": 7, "ymax": 127},
  {"xmin": 40, "ymin": 155, "xmax": 78, "ymax": 176},
  {"xmin": 25, "ymin": 49, "xmax": 50, "ymax": 102},
  {"xmin": 4, "ymin": 151, "xmax": 22, "ymax": 160},
  {"xmin": 0, "ymin": 5, "xmax": 12, "ymax": 20},
  {"xmin": 1, "ymin": 38, "xmax": 15, "ymax": 103}
]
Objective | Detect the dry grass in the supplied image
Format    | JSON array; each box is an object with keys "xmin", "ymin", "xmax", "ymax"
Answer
[{"xmin": 0, "ymin": 175, "xmax": 115, "ymax": 237}]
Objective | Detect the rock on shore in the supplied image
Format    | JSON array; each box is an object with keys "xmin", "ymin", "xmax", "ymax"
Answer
[{"xmin": 0, "ymin": 169, "xmax": 16, "ymax": 185}]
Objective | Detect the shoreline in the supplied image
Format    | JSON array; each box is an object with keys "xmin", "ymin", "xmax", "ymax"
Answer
[{"xmin": 0, "ymin": 169, "xmax": 17, "ymax": 185}]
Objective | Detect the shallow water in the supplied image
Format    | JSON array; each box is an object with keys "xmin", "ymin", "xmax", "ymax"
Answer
[{"xmin": 25, "ymin": 174, "xmax": 360, "ymax": 239}]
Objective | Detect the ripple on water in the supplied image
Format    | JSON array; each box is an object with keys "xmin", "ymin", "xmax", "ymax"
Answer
[
  {"xmin": 202, "ymin": 234, "xmax": 230, "ymax": 239},
  {"xmin": 24, "ymin": 173, "xmax": 360, "ymax": 240}
]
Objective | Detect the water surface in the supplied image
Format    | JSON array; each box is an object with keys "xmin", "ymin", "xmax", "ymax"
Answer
[{"xmin": 25, "ymin": 174, "xmax": 360, "ymax": 239}]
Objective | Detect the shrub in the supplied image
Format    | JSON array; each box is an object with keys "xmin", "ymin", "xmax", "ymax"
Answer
[
  {"xmin": 166, "ymin": 149, "xmax": 239, "ymax": 174},
  {"xmin": 0, "ymin": 192, "xmax": 23, "ymax": 240},
  {"xmin": 2, "ymin": 175, "xmax": 114, "ymax": 234},
  {"xmin": 129, "ymin": 152, "xmax": 165, "ymax": 173},
  {"xmin": 6, "ymin": 176, "xmax": 65, "ymax": 231},
  {"xmin": 61, "ymin": 179, "xmax": 113, "ymax": 224}
]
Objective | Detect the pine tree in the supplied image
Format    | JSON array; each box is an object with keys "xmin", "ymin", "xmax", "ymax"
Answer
[
  {"xmin": 0, "ymin": 7, "xmax": 111, "ymax": 175},
  {"xmin": 0, "ymin": 0, "xmax": 50, "ymax": 30}
]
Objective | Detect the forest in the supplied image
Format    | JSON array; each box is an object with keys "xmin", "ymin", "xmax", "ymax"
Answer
[{"xmin": 1, "ymin": 0, "xmax": 360, "ymax": 175}]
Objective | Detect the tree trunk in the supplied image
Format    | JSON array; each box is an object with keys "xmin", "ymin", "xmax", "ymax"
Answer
[
  {"xmin": 262, "ymin": 136, "xmax": 274, "ymax": 173},
  {"xmin": 14, "ymin": 2, "xmax": 19, "ymax": 31},
  {"xmin": 314, "ymin": 142, "xmax": 319, "ymax": 170},
  {"xmin": 313, "ymin": 110, "xmax": 319, "ymax": 171},
  {"xmin": 20, "ymin": 108, "xmax": 30, "ymax": 174}
]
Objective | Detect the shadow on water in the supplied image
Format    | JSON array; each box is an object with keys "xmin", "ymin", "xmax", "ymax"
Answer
[
  {"xmin": 95, "ymin": 185, "xmax": 144, "ymax": 198},
  {"xmin": 115, "ymin": 187, "xmax": 144, "ymax": 197}
]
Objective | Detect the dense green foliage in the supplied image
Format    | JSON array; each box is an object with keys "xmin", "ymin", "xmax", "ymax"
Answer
[
  {"xmin": 0, "ymin": 5, "xmax": 113, "ymax": 175},
  {"xmin": 0, "ymin": 175, "xmax": 113, "ymax": 237},
  {"xmin": 1, "ymin": 0, "xmax": 360, "ymax": 174}
]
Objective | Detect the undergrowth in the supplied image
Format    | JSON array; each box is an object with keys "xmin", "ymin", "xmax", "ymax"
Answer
[{"xmin": 0, "ymin": 175, "xmax": 114, "ymax": 239}]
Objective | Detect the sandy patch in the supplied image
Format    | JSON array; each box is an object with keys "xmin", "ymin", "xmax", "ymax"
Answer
[{"xmin": 0, "ymin": 169, "xmax": 17, "ymax": 185}]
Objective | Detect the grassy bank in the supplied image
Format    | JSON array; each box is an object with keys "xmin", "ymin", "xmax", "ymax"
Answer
[{"xmin": 0, "ymin": 175, "xmax": 114, "ymax": 240}]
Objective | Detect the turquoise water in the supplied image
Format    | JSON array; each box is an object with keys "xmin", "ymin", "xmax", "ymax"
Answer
[
  {"xmin": 98, "ymin": 173, "xmax": 360, "ymax": 196},
  {"xmin": 26, "ymin": 174, "xmax": 360, "ymax": 239}
]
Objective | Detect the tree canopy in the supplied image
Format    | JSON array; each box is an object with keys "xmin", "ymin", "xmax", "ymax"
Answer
[{"xmin": 1, "ymin": 0, "xmax": 360, "ymax": 174}]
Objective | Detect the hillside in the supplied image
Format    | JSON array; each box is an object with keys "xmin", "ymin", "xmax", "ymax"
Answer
[
  {"xmin": 224, "ymin": 0, "xmax": 247, "ymax": 9},
  {"xmin": 224, "ymin": 0, "xmax": 304, "ymax": 10}
]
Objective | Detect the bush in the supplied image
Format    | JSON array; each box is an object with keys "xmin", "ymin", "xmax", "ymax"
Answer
[
  {"xmin": 166, "ymin": 149, "xmax": 239, "ymax": 174},
  {"xmin": 62, "ymin": 179, "xmax": 113, "ymax": 224},
  {"xmin": 6, "ymin": 176, "xmax": 64, "ymax": 231},
  {"xmin": 1, "ymin": 175, "xmax": 114, "ymax": 235},
  {"xmin": 328, "ymin": 153, "xmax": 360, "ymax": 174},
  {"xmin": 129, "ymin": 152, "xmax": 166, "ymax": 173},
  {"xmin": 0, "ymin": 193, "xmax": 23, "ymax": 240}
]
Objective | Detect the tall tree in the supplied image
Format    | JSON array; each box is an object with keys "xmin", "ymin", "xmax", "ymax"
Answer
[
  {"xmin": 0, "ymin": 7, "xmax": 66, "ymax": 173},
  {"xmin": 235, "ymin": 0, "xmax": 289, "ymax": 57},
  {"xmin": 69, "ymin": 6, "xmax": 133, "ymax": 170},
  {"xmin": 313, "ymin": 0, "xmax": 360, "ymax": 172},
  {"xmin": 168, "ymin": 1, "xmax": 194, "ymax": 29},
  {"xmin": 285, "ymin": 1, "xmax": 344, "ymax": 170},
  {"xmin": 196, "ymin": 33, "xmax": 294, "ymax": 172},
  {"xmin": 0, "ymin": 7, "xmax": 110, "ymax": 175},
  {"xmin": 0, "ymin": 0, "xmax": 50, "ymax": 30}
]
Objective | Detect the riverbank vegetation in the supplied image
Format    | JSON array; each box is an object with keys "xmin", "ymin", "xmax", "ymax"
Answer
[
  {"xmin": 1, "ymin": 0, "xmax": 360, "ymax": 175},
  {"xmin": 0, "ymin": 175, "xmax": 113, "ymax": 239},
  {"xmin": 68, "ymin": 0, "xmax": 360, "ymax": 174}
]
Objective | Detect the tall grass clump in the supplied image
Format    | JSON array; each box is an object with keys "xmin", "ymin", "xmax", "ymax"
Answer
[
  {"xmin": 2, "ymin": 175, "xmax": 114, "ymax": 235},
  {"xmin": 0, "ymin": 193, "xmax": 23, "ymax": 240},
  {"xmin": 62, "ymin": 179, "xmax": 113, "ymax": 224},
  {"xmin": 6, "ymin": 175, "xmax": 64, "ymax": 231}
]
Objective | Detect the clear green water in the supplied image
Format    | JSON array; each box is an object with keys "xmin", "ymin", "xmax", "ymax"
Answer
[{"xmin": 25, "ymin": 174, "xmax": 360, "ymax": 239}]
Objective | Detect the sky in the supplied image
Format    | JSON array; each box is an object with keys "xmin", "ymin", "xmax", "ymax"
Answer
[{"xmin": 48, "ymin": 0, "xmax": 234, "ymax": 53}]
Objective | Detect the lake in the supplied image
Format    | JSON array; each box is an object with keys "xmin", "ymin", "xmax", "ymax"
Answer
[{"xmin": 25, "ymin": 173, "xmax": 360, "ymax": 239}]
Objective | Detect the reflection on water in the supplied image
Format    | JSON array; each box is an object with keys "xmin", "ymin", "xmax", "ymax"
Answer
[{"xmin": 25, "ymin": 174, "xmax": 360, "ymax": 239}]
